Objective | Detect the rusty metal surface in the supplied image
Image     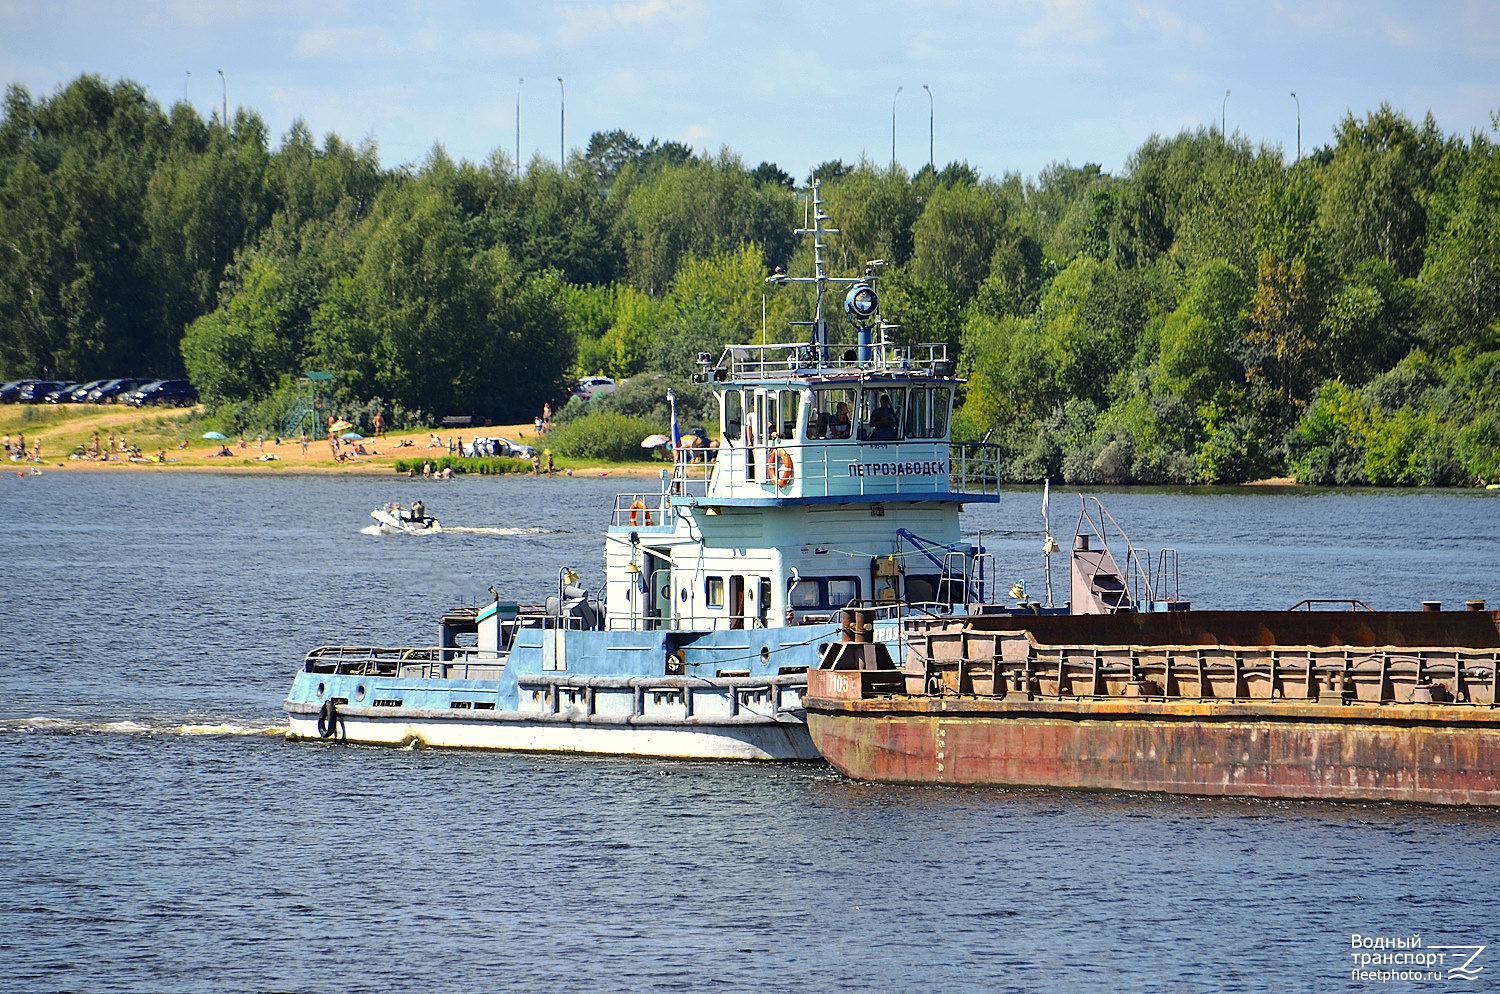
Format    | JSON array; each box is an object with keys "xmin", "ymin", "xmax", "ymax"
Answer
[
  {"xmin": 804, "ymin": 695, "xmax": 1500, "ymax": 805},
  {"xmin": 918, "ymin": 609, "xmax": 1500, "ymax": 650}
]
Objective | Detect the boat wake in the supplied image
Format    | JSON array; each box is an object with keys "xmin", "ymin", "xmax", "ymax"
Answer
[
  {"xmin": 363, "ymin": 524, "xmax": 565, "ymax": 537},
  {"xmin": 441, "ymin": 526, "xmax": 565, "ymax": 536},
  {"xmin": 1, "ymin": 716, "xmax": 286, "ymax": 738}
]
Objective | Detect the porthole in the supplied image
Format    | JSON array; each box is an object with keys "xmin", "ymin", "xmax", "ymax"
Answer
[
  {"xmin": 354, "ymin": 683, "xmax": 367, "ymax": 702},
  {"xmin": 316, "ymin": 682, "xmax": 326, "ymax": 698}
]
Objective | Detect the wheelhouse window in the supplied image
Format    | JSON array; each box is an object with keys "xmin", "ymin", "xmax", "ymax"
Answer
[
  {"xmin": 826, "ymin": 578, "xmax": 859, "ymax": 606},
  {"xmin": 705, "ymin": 576, "xmax": 725, "ymax": 608},
  {"xmin": 788, "ymin": 575, "xmax": 862, "ymax": 610},
  {"xmin": 861, "ymin": 387, "xmax": 904, "ymax": 441},
  {"xmin": 777, "ymin": 389, "xmax": 800, "ymax": 440},
  {"xmin": 809, "ymin": 387, "xmax": 856, "ymax": 440},
  {"xmin": 724, "ymin": 391, "xmax": 743, "ymax": 441},
  {"xmin": 905, "ymin": 386, "xmax": 952, "ymax": 439},
  {"xmin": 789, "ymin": 580, "xmax": 821, "ymax": 609}
]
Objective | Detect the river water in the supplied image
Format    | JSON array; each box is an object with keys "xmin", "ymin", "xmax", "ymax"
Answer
[{"xmin": 3, "ymin": 472, "xmax": 1498, "ymax": 992}]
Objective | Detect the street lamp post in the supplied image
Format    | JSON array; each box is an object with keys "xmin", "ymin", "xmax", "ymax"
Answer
[
  {"xmin": 516, "ymin": 78, "xmax": 524, "ymax": 179},
  {"xmin": 1222, "ymin": 89, "xmax": 1230, "ymax": 137},
  {"xmin": 558, "ymin": 77, "xmax": 565, "ymax": 167},
  {"xmin": 184, "ymin": 70, "xmax": 190, "ymax": 102},
  {"xmin": 218, "ymin": 70, "xmax": 226, "ymax": 126},
  {"xmin": 891, "ymin": 85, "xmax": 902, "ymax": 170},
  {"xmin": 1290, "ymin": 91, "xmax": 1301, "ymax": 161},
  {"xmin": 923, "ymin": 84, "xmax": 933, "ymax": 170}
]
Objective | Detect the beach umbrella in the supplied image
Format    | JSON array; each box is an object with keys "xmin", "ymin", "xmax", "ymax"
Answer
[
  {"xmin": 640, "ymin": 433, "xmax": 670, "ymax": 448},
  {"xmin": 202, "ymin": 431, "xmax": 227, "ymax": 440},
  {"xmin": 341, "ymin": 432, "xmax": 364, "ymax": 441},
  {"xmin": 329, "ymin": 418, "xmax": 353, "ymax": 432}
]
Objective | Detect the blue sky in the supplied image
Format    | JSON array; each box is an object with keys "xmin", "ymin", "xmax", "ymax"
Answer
[{"xmin": 3, "ymin": 1, "xmax": 1497, "ymax": 183}]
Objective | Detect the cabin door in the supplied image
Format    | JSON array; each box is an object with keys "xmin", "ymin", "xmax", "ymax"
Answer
[
  {"xmin": 644, "ymin": 552, "xmax": 670, "ymax": 631},
  {"xmin": 729, "ymin": 575, "xmax": 745, "ymax": 630}
]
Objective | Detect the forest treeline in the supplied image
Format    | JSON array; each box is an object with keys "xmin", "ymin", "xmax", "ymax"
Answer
[{"xmin": 2, "ymin": 74, "xmax": 1498, "ymax": 485}]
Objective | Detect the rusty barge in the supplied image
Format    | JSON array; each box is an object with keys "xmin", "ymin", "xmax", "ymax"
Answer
[{"xmin": 806, "ymin": 606, "xmax": 1500, "ymax": 805}]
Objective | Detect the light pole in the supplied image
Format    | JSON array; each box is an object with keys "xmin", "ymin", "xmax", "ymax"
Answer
[
  {"xmin": 1222, "ymin": 89, "xmax": 1230, "ymax": 137},
  {"xmin": 923, "ymin": 84, "xmax": 933, "ymax": 170},
  {"xmin": 184, "ymin": 70, "xmax": 190, "ymax": 102},
  {"xmin": 891, "ymin": 85, "xmax": 902, "ymax": 170},
  {"xmin": 1290, "ymin": 91, "xmax": 1301, "ymax": 161},
  {"xmin": 218, "ymin": 69, "xmax": 226, "ymax": 126},
  {"xmin": 557, "ymin": 77, "xmax": 565, "ymax": 167},
  {"xmin": 516, "ymin": 78, "xmax": 524, "ymax": 179}
]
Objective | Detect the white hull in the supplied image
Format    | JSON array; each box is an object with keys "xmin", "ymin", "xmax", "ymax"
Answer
[
  {"xmin": 286, "ymin": 710, "xmax": 818, "ymax": 761},
  {"xmin": 370, "ymin": 508, "xmax": 439, "ymax": 535}
]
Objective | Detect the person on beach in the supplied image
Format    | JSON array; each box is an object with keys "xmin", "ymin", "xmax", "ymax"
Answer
[
  {"xmin": 300, "ymin": 430, "xmax": 307, "ymax": 453},
  {"xmin": 373, "ymin": 411, "xmax": 385, "ymax": 438}
]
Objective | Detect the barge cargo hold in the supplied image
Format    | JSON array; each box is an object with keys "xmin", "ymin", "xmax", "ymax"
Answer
[{"xmin": 804, "ymin": 607, "xmax": 1500, "ymax": 806}]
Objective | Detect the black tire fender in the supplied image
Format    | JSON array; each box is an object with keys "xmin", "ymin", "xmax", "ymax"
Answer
[{"xmin": 317, "ymin": 698, "xmax": 338, "ymax": 739}]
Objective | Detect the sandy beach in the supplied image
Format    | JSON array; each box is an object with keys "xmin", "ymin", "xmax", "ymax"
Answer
[{"xmin": 1, "ymin": 406, "xmax": 663, "ymax": 478}]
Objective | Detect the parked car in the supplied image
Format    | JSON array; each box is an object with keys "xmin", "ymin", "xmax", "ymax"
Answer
[
  {"xmin": 120, "ymin": 380, "xmax": 162, "ymax": 406},
  {"xmin": 42, "ymin": 382, "xmax": 81, "ymax": 404},
  {"xmin": 0, "ymin": 379, "xmax": 40, "ymax": 403},
  {"xmin": 127, "ymin": 379, "xmax": 198, "ymax": 407},
  {"xmin": 148, "ymin": 379, "xmax": 199, "ymax": 406},
  {"xmin": 571, "ymin": 375, "xmax": 617, "ymax": 401},
  {"xmin": 18, "ymin": 381, "xmax": 69, "ymax": 403},
  {"xmin": 471, "ymin": 437, "xmax": 535, "ymax": 459},
  {"xmin": 88, "ymin": 378, "xmax": 144, "ymax": 403},
  {"xmin": 497, "ymin": 437, "xmax": 536, "ymax": 459},
  {"xmin": 64, "ymin": 379, "xmax": 110, "ymax": 403}
]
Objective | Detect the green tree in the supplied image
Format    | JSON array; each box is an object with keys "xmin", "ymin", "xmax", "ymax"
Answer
[
  {"xmin": 180, "ymin": 251, "xmax": 294, "ymax": 403},
  {"xmin": 616, "ymin": 152, "xmax": 794, "ymax": 294},
  {"xmin": 1419, "ymin": 132, "xmax": 1500, "ymax": 353},
  {"xmin": 1157, "ymin": 259, "xmax": 1250, "ymax": 406},
  {"xmin": 1318, "ymin": 105, "xmax": 1449, "ymax": 279},
  {"xmin": 652, "ymin": 244, "xmax": 785, "ymax": 378},
  {"xmin": 909, "ymin": 182, "xmax": 1004, "ymax": 301},
  {"xmin": 1243, "ymin": 255, "xmax": 1322, "ymax": 412}
]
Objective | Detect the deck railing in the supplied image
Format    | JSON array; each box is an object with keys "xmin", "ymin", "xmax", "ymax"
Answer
[{"xmin": 715, "ymin": 341, "xmax": 953, "ymax": 381}]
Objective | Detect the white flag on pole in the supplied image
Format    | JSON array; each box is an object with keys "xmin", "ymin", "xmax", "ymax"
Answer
[{"xmin": 1041, "ymin": 479, "xmax": 1050, "ymax": 521}]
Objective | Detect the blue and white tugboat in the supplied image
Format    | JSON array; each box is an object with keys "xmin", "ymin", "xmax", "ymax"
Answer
[{"xmin": 283, "ymin": 185, "xmax": 1003, "ymax": 759}]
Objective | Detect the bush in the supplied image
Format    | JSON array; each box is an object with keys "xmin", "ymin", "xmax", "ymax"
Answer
[
  {"xmin": 392, "ymin": 455, "xmax": 532, "ymax": 475},
  {"xmin": 547, "ymin": 411, "xmax": 661, "ymax": 461}
]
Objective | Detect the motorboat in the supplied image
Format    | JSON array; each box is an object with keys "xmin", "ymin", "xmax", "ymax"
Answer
[{"xmin": 371, "ymin": 502, "xmax": 439, "ymax": 535}]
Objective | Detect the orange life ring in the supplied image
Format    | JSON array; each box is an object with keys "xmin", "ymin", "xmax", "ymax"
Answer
[
  {"xmin": 776, "ymin": 448, "xmax": 793, "ymax": 487},
  {"xmin": 628, "ymin": 498, "xmax": 652, "ymax": 526}
]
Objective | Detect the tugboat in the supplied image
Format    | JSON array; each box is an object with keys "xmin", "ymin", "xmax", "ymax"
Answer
[{"xmin": 282, "ymin": 184, "xmax": 1005, "ymax": 759}]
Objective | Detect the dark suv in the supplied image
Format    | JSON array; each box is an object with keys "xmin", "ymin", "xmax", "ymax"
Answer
[
  {"xmin": 18, "ymin": 381, "xmax": 69, "ymax": 403},
  {"xmin": 0, "ymin": 380, "xmax": 40, "ymax": 402},
  {"xmin": 88, "ymin": 378, "xmax": 143, "ymax": 403},
  {"xmin": 128, "ymin": 379, "xmax": 199, "ymax": 407}
]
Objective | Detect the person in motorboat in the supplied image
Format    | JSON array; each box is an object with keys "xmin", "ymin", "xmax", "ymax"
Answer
[{"xmin": 410, "ymin": 500, "xmax": 426, "ymax": 524}]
